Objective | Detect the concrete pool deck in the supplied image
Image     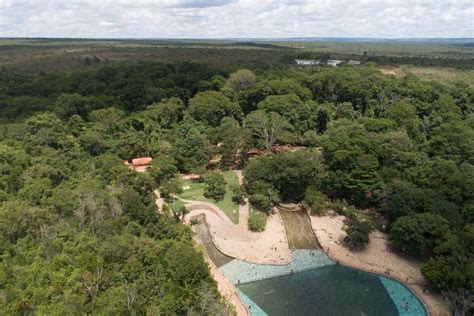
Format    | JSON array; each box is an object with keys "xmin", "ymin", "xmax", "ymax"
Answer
[
  {"xmin": 224, "ymin": 250, "xmax": 427, "ymax": 316},
  {"xmin": 310, "ymin": 214, "xmax": 450, "ymax": 316},
  {"xmin": 219, "ymin": 249, "xmax": 335, "ymax": 284}
]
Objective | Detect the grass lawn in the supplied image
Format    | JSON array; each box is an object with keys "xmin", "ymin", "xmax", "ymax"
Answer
[
  {"xmin": 178, "ymin": 170, "xmax": 240, "ymax": 224},
  {"xmin": 379, "ymin": 66, "xmax": 474, "ymax": 88}
]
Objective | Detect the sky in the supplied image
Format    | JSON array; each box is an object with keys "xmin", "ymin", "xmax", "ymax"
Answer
[{"xmin": 0, "ymin": 0, "xmax": 473, "ymax": 39}]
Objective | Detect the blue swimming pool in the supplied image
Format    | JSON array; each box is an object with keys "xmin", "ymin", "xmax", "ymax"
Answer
[{"xmin": 219, "ymin": 250, "xmax": 427, "ymax": 316}]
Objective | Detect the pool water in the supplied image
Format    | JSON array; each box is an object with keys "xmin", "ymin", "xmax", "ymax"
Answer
[{"xmin": 219, "ymin": 250, "xmax": 427, "ymax": 316}]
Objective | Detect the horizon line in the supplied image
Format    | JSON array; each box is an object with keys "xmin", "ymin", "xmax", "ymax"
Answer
[{"xmin": 1, "ymin": 36, "xmax": 473, "ymax": 41}]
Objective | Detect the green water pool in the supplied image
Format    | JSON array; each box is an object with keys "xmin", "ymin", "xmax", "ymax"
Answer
[{"xmin": 218, "ymin": 250, "xmax": 427, "ymax": 316}]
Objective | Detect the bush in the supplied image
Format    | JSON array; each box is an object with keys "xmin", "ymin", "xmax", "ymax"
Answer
[
  {"xmin": 231, "ymin": 185, "xmax": 246, "ymax": 204},
  {"xmin": 248, "ymin": 210, "xmax": 267, "ymax": 232},
  {"xmin": 330, "ymin": 199, "xmax": 348, "ymax": 214},
  {"xmin": 343, "ymin": 217, "xmax": 374, "ymax": 249},
  {"xmin": 249, "ymin": 193, "xmax": 273, "ymax": 212},
  {"xmin": 304, "ymin": 188, "xmax": 330, "ymax": 215}
]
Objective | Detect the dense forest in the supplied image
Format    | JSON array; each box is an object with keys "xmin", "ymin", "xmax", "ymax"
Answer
[
  {"xmin": 1, "ymin": 38, "xmax": 473, "ymax": 76},
  {"xmin": 0, "ymin": 57, "xmax": 473, "ymax": 314}
]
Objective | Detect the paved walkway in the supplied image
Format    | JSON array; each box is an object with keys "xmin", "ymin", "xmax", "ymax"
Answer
[
  {"xmin": 219, "ymin": 249, "xmax": 334, "ymax": 284},
  {"xmin": 181, "ymin": 170, "xmax": 290, "ymax": 265}
]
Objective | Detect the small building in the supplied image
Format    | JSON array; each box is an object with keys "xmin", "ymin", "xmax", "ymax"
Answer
[
  {"xmin": 327, "ymin": 59, "xmax": 343, "ymax": 67},
  {"xmin": 295, "ymin": 59, "xmax": 321, "ymax": 66},
  {"xmin": 181, "ymin": 173, "xmax": 201, "ymax": 181},
  {"xmin": 348, "ymin": 60, "xmax": 361, "ymax": 65},
  {"xmin": 124, "ymin": 156, "xmax": 153, "ymax": 172}
]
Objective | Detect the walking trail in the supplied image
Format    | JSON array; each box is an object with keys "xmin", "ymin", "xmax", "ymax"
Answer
[{"xmin": 182, "ymin": 170, "xmax": 290, "ymax": 265}]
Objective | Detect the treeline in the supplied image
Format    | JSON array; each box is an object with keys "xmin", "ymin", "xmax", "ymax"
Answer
[
  {"xmin": 0, "ymin": 61, "xmax": 473, "ymax": 314},
  {"xmin": 366, "ymin": 55, "xmax": 474, "ymax": 69},
  {"xmin": 0, "ymin": 62, "xmax": 228, "ymax": 121}
]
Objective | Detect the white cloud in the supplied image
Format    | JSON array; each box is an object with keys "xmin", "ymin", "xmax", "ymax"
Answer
[{"xmin": 0, "ymin": 0, "xmax": 472, "ymax": 38}]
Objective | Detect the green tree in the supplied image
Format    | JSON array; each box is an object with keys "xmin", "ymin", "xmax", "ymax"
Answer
[
  {"xmin": 248, "ymin": 210, "xmax": 266, "ymax": 232},
  {"xmin": 343, "ymin": 217, "xmax": 374, "ymax": 249},
  {"xmin": 148, "ymin": 155, "xmax": 178, "ymax": 185},
  {"xmin": 383, "ymin": 100, "xmax": 422, "ymax": 140},
  {"xmin": 143, "ymin": 97, "xmax": 185, "ymax": 129},
  {"xmin": 227, "ymin": 69, "xmax": 256, "ymax": 92},
  {"xmin": 389, "ymin": 213, "xmax": 450, "ymax": 256},
  {"xmin": 203, "ymin": 172, "xmax": 226, "ymax": 201},
  {"xmin": 188, "ymin": 91, "xmax": 241, "ymax": 126},
  {"xmin": 244, "ymin": 110, "xmax": 292, "ymax": 151},
  {"xmin": 171, "ymin": 119, "xmax": 212, "ymax": 172},
  {"xmin": 216, "ymin": 117, "xmax": 250, "ymax": 167}
]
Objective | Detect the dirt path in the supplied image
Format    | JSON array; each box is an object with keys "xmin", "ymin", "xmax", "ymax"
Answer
[
  {"xmin": 153, "ymin": 190, "xmax": 164, "ymax": 213},
  {"xmin": 310, "ymin": 214, "xmax": 450, "ymax": 316},
  {"xmin": 234, "ymin": 170, "xmax": 249, "ymax": 225}
]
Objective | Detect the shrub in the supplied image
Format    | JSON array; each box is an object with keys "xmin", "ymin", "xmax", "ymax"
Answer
[
  {"xmin": 304, "ymin": 188, "xmax": 330, "ymax": 215},
  {"xmin": 248, "ymin": 210, "xmax": 266, "ymax": 232},
  {"xmin": 343, "ymin": 217, "xmax": 374, "ymax": 249},
  {"xmin": 249, "ymin": 194, "xmax": 273, "ymax": 212},
  {"xmin": 231, "ymin": 185, "xmax": 246, "ymax": 205}
]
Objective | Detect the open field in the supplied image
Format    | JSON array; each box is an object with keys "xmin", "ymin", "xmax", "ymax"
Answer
[
  {"xmin": 379, "ymin": 65, "xmax": 474, "ymax": 88},
  {"xmin": 178, "ymin": 171, "xmax": 240, "ymax": 223}
]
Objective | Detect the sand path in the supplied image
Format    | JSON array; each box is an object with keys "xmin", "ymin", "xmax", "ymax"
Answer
[
  {"xmin": 310, "ymin": 214, "xmax": 450, "ymax": 316},
  {"xmin": 181, "ymin": 170, "xmax": 290, "ymax": 265}
]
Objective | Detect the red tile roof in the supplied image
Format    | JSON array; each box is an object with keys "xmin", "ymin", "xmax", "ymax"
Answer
[
  {"xmin": 247, "ymin": 147, "xmax": 259, "ymax": 155},
  {"xmin": 131, "ymin": 157, "xmax": 153, "ymax": 166}
]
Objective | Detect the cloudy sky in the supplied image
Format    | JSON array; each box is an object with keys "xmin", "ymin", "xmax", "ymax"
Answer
[{"xmin": 1, "ymin": 0, "xmax": 473, "ymax": 38}]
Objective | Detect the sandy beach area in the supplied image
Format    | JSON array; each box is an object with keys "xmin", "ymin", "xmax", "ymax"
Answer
[{"xmin": 310, "ymin": 214, "xmax": 450, "ymax": 316}]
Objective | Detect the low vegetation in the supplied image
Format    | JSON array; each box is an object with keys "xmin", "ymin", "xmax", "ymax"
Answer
[{"xmin": 248, "ymin": 210, "xmax": 267, "ymax": 232}]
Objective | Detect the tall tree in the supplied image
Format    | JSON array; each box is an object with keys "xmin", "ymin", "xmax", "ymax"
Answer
[{"xmin": 244, "ymin": 110, "xmax": 292, "ymax": 151}]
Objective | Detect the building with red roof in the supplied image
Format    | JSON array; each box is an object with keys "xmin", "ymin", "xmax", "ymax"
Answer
[{"xmin": 124, "ymin": 157, "xmax": 153, "ymax": 172}]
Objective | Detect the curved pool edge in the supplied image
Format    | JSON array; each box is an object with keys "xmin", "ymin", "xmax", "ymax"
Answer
[
  {"xmin": 306, "ymin": 212, "xmax": 434, "ymax": 316},
  {"xmin": 220, "ymin": 249, "xmax": 428, "ymax": 316},
  {"xmin": 321, "ymin": 249, "xmax": 431, "ymax": 316}
]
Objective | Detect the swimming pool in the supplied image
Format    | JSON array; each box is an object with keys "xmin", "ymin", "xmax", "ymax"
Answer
[{"xmin": 219, "ymin": 250, "xmax": 427, "ymax": 316}]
